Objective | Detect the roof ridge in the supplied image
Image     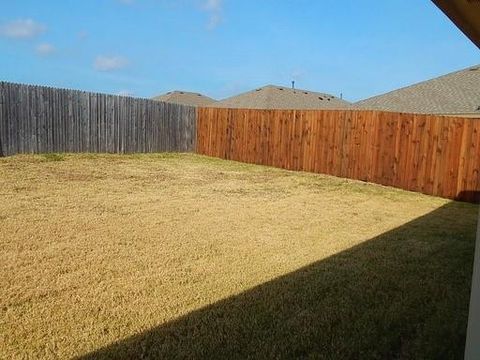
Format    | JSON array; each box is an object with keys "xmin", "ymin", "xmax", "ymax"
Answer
[
  {"xmin": 234, "ymin": 84, "xmax": 341, "ymax": 100},
  {"xmin": 153, "ymin": 91, "xmax": 215, "ymax": 99},
  {"xmin": 215, "ymin": 84, "xmax": 351, "ymax": 109},
  {"xmin": 356, "ymin": 64, "xmax": 480, "ymax": 105}
]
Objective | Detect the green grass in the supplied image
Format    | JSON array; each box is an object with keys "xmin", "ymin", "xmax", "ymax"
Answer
[{"xmin": 41, "ymin": 153, "xmax": 65, "ymax": 162}]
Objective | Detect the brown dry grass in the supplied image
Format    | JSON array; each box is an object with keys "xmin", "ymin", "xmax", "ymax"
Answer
[{"xmin": 0, "ymin": 153, "xmax": 476, "ymax": 359}]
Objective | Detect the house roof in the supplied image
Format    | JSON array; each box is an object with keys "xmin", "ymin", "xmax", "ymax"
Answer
[
  {"xmin": 212, "ymin": 85, "xmax": 351, "ymax": 110},
  {"xmin": 355, "ymin": 65, "xmax": 480, "ymax": 115},
  {"xmin": 152, "ymin": 91, "xmax": 217, "ymax": 107},
  {"xmin": 432, "ymin": 0, "xmax": 480, "ymax": 48}
]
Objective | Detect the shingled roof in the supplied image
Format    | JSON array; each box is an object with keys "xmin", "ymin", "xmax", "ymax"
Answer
[
  {"xmin": 213, "ymin": 85, "xmax": 351, "ymax": 110},
  {"xmin": 355, "ymin": 65, "xmax": 480, "ymax": 116},
  {"xmin": 152, "ymin": 91, "xmax": 217, "ymax": 107}
]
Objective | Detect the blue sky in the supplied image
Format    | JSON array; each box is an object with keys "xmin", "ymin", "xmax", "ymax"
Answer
[{"xmin": 0, "ymin": 0, "xmax": 478, "ymax": 101}]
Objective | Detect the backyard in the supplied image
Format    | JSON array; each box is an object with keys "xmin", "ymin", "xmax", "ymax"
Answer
[{"xmin": 0, "ymin": 153, "xmax": 477, "ymax": 359}]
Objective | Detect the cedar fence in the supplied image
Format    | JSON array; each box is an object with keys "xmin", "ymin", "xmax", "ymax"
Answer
[
  {"xmin": 0, "ymin": 82, "xmax": 196, "ymax": 156},
  {"xmin": 197, "ymin": 108, "xmax": 480, "ymax": 202}
]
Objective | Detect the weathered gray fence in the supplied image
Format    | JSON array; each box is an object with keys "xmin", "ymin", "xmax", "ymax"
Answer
[{"xmin": 0, "ymin": 82, "xmax": 197, "ymax": 156}]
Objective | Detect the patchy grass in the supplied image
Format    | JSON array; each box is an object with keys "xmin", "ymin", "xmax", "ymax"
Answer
[
  {"xmin": 0, "ymin": 153, "xmax": 477, "ymax": 359},
  {"xmin": 41, "ymin": 153, "xmax": 65, "ymax": 162}
]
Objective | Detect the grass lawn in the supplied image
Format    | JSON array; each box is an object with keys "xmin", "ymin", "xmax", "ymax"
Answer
[{"xmin": 0, "ymin": 153, "xmax": 477, "ymax": 359}]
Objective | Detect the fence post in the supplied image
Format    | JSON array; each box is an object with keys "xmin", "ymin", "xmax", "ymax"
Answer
[{"xmin": 0, "ymin": 82, "xmax": 5, "ymax": 157}]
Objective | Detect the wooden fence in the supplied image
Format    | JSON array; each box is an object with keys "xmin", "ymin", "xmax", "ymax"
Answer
[
  {"xmin": 2, "ymin": 81, "xmax": 479, "ymax": 202},
  {"xmin": 0, "ymin": 82, "xmax": 196, "ymax": 156},
  {"xmin": 197, "ymin": 108, "xmax": 480, "ymax": 202}
]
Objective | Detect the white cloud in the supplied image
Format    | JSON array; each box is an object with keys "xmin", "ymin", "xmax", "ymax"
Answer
[
  {"xmin": 35, "ymin": 43, "xmax": 55, "ymax": 56},
  {"xmin": 207, "ymin": 12, "xmax": 222, "ymax": 30},
  {"xmin": 0, "ymin": 19, "xmax": 46, "ymax": 39},
  {"xmin": 202, "ymin": 0, "xmax": 223, "ymax": 30},
  {"xmin": 78, "ymin": 30, "xmax": 88, "ymax": 40},
  {"xmin": 112, "ymin": 0, "xmax": 224, "ymax": 29},
  {"xmin": 203, "ymin": 0, "xmax": 221, "ymax": 11},
  {"xmin": 94, "ymin": 55, "xmax": 129, "ymax": 71}
]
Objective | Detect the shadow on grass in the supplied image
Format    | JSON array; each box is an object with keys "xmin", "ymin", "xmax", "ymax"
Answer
[{"xmin": 78, "ymin": 199, "xmax": 478, "ymax": 360}]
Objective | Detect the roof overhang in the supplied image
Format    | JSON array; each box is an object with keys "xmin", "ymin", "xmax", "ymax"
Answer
[{"xmin": 432, "ymin": 0, "xmax": 480, "ymax": 48}]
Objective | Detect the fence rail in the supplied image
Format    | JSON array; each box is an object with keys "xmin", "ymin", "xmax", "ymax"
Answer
[
  {"xmin": 197, "ymin": 107, "xmax": 480, "ymax": 202},
  {"xmin": 0, "ymin": 82, "xmax": 196, "ymax": 156}
]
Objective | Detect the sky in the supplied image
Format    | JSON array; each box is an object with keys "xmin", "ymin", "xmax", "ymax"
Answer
[{"xmin": 0, "ymin": 0, "xmax": 478, "ymax": 102}]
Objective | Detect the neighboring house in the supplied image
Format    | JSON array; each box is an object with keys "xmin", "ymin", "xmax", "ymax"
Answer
[
  {"xmin": 214, "ymin": 85, "xmax": 351, "ymax": 110},
  {"xmin": 355, "ymin": 65, "xmax": 480, "ymax": 117},
  {"xmin": 152, "ymin": 91, "xmax": 217, "ymax": 107}
]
